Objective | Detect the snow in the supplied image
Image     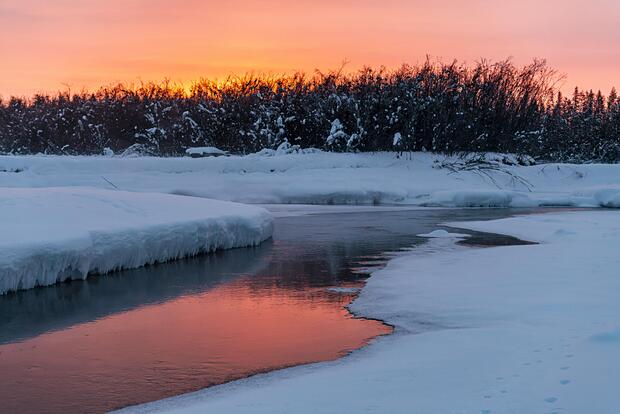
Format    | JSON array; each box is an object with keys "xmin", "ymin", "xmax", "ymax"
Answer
[
  {"xmin": 393, "ymin": 132, "xmax": 402, "ymax": 147},
  {"xmin": 0, "ymin": 187, "xmax": 273, "ymax": 295},
  {"xmin": 117, "ymin": 210, "xmax": 620, "ymax": 414},
  {"xmin": 119, "ymin": 143, "xmax": 155, "ymax": 158},
  {"xmin": 251, "ymin": 141, "xmax": 321, "ymax": 157},
  {"xmin": 263, "ymin": 204, "xmax": 427, "ymax": 217},
  {"xmin": 591, "ymin": 186, "xmax": 620, "ymax": 208},
  {"xmin": 416, "ymin": 229, "xmax": 470, "ymax": 238},
  {"xmin": 326, "ymin": 119, "xmax": 346, "ymax": 146},
  {"xmin": 1, "ymin": 151, "xmax": 619, "ymax": 208},
  {"xmin": 325, "ymin": 287, "xmax": 361, "ymax": 294},
  {"xmin": 422, "ymin": 189, "xmax": 534, "ymax": 207},
  {"xmin": 185, "ymin": 147, "xmax": 228, "ymax": 157}
]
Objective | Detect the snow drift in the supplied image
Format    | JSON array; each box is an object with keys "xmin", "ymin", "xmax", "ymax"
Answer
[{"xmin": 0, "ymin": 187, "xmax": 273, "ymax": 295}]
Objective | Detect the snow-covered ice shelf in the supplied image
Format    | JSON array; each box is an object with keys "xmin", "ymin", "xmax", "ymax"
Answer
[{"xmin": 0, "ymin": 187, "xmax": 273, "ymax": 295}]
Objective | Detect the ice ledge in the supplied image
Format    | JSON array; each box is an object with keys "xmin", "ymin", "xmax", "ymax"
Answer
[{"xmin": 0, "ymin": 187, "xmax": 273, "ymax": 295}]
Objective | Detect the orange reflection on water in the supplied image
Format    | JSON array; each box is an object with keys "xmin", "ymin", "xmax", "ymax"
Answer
[{"xmin": 0, "ymin": 279, "xmax": 390, "ymax": 413}]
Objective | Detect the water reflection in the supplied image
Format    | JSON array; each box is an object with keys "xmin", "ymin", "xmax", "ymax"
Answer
[
  {"xmin": 0, "ymin": 208, "xmax": 529, "ymax": 414},
  {"xmin": 0, "ymin": 244, "xmax": 273, "ymax": 345}
]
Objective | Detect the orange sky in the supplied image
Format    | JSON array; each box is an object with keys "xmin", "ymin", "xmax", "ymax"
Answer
[{"xmin": 1, "ymin": 0, "xmax": 618, "ymax": 97}]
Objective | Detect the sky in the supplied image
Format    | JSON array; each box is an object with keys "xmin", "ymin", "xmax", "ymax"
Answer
[{"xmin": 1, "ymin": 0, "xmax": 619, "ymax": 97}]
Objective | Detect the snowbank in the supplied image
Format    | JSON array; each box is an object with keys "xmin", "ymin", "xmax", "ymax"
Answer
[
  {"xmin": 580, "ymin": 186, "xmax": 620, "ymax": 208},
  {"xmin": 118, "ymin": 210, "xmax": 620, "ymax": 413},
  {"xmin": 0, "ymin": 152, "xmax": 619, "ymax": 208},
  {"xmin": 0, "ymin": 188, "xmax": 272, "ymax": 295}
]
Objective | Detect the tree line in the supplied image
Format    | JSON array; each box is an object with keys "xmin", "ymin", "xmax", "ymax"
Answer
[{"xmin": 0, "ymin": 59, "xmax": 618, "ymax": 162}]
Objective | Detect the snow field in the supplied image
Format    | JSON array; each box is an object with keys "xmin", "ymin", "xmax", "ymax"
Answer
[{"xmin": 1, "ymin": 151, "xmax": 619, "ymax": 208}]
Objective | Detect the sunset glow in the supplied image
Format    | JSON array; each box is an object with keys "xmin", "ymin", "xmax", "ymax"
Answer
[{"xmin": 2, "ymin": 0, "xmax": 618, "ymax": 97}]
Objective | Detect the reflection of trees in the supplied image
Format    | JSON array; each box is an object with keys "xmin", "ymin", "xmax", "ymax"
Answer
[
  {"xmin": 238, "ymin": 238, "xmax": 403, "ymax": 305},
  {"xmin": 238, "ymin": 209, "xmax": 539, "ymax": 300},
  {"xmin": 0, "ymin": 243, "xmax": 272, "ymax": 344},
  {"xmin": 256, "ymin": 241, "xmax": 375, "ymax": 285}
]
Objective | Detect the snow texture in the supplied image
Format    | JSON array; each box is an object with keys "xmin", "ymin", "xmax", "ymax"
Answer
[
  {"xmin": 325, "ymin": 287, "xmax": 361, "ymax": 294},
  {"xmin": 117, "ymin": 210, "xmax": 620, "ymax": 414},
  {"xmin": 393, "ymin": 132, "xmax": 402, "ymax": 147},
  {"xmin": 1, "ymin": 151, "xmax": 619, "ymax": 208},
  {"xmin": 185, "ymin": 147, "xmax": 228, "ymax": 157},
  {"xmin": 0, "ymin": 187, "xmax": 273, "ymax": 295},
  {"xmin": 416, "ymin": 229, "xmax": 470, "ymax": 238}
]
